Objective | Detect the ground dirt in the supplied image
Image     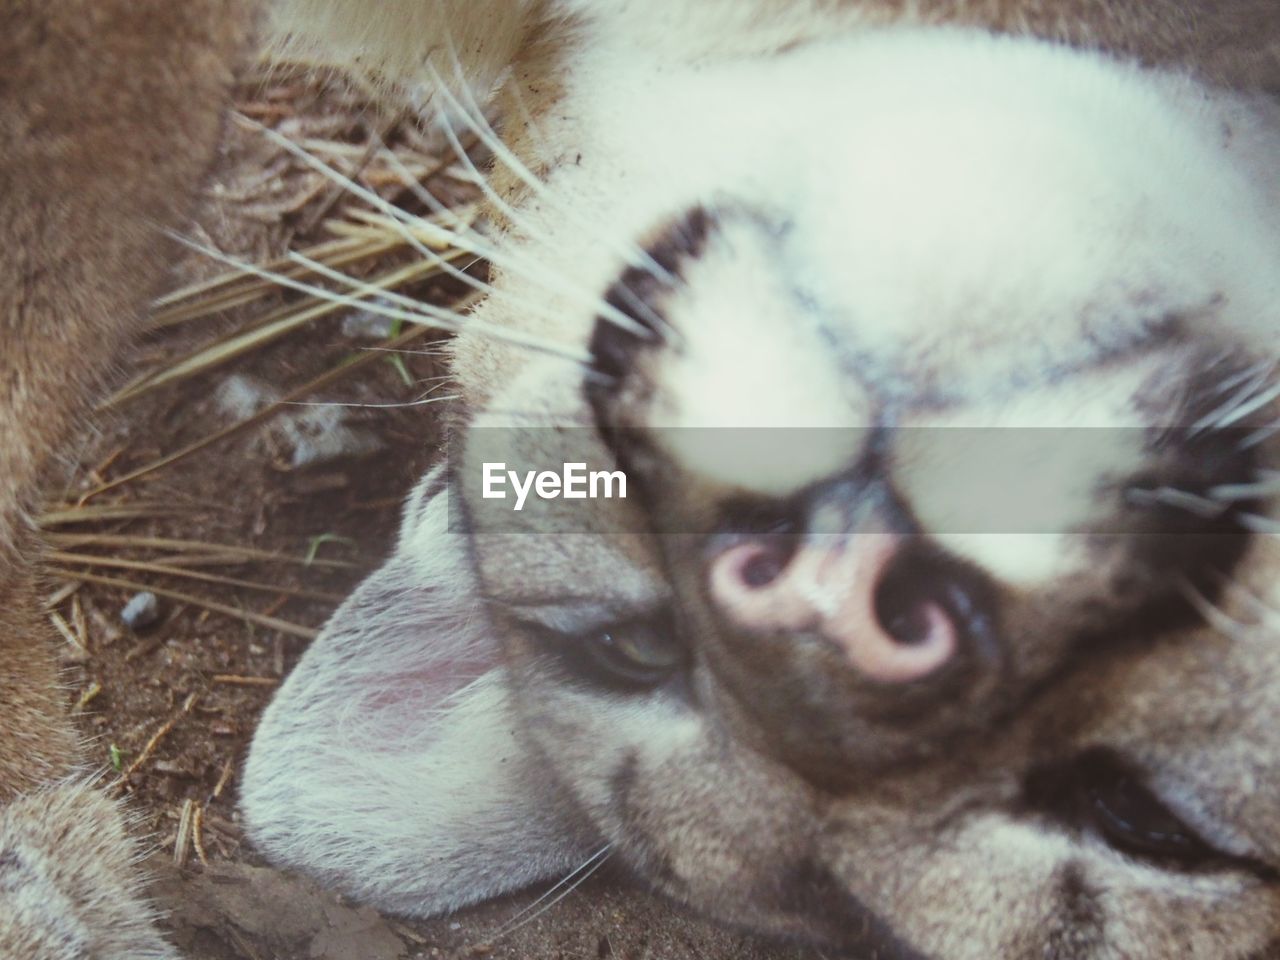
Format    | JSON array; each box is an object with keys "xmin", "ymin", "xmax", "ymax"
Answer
[{"xmin": 42, "ymin": 68, "xmax": 818, "ymax": 960}]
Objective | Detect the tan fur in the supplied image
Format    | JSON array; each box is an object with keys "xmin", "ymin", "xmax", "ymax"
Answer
[
  {"xmin": 2, "ymin": 1, "xmax": 1279, "ymax": 957},
  {"xmin": 243, "ymin": 3, "xmax": 1280, "ymax": 959},
  {"xmin": 0, "ymin": 1, "xmax": 255, "ymax": 953}
]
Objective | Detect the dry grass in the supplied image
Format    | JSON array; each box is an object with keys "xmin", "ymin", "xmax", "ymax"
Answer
[
  {"xmin": 43, "ymin": 58, "xmax": 480, "ymax": 636},
  {"xmin": 36, "ymin": 60, "xmax": 478, "ymax": 956}
]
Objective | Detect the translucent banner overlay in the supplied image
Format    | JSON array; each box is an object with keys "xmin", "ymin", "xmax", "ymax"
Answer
[{"xmin": 445, "ymin": 427, "xmax": 1272, "ymax": 535}]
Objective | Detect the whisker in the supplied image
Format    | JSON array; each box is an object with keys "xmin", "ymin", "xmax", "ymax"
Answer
[
  {"xmin": 1192, "ymin": 368, "xmax": 1280, "ymax": 435},
  {"xmin": 1205, "ymin": 570, "xmax": 1280, "ymax": 626},
  {"xmin": 255, "ymin": 116, "xmax": 616, "ymax": 350},
  {"xmin": 284, "ymin": 248, "xmax": 601, "ymax": 369},
  {"xmin": 431, "ymin": 58, "xmax": 686, "ymax": 350},
  {"xmin": 1239, "ymin": 419, "xmax": 1280, "ymax": 451},
  {"xmin": 249, "ymin": 114, "xmax": 623, "ymax": 338},
  {"xmin": 1207, "ymin": 358, "xmax": 1274, "ymax": 399},
  {"xmin": 358, "ymin": 347, "xmax": 452, "ymax": 358},
  {"xmin": 1238, "ymin": 512, "xmax": 1280, "ymax": 535},
  {"xmin": 430, "ymin": 52, "xmax": 681, "ymax": 291},
  {"xmin": 167, "ymin": 231, "xmax": 594, "ymax": 368},
  {"xmin": 1125, "ymin": 486, "xmax": 1230, "ymax": 520},
  {"xmin": 609, "ymin": 277, "xmax": 683, "ymax": 341},
  {"xmin": 493, "ymin": 79, "xmax": 679, "ymax": 340},
  {"xmin": 333, "ymin": 130, "xmax": 580, "ymax": 321},
  {"xmin": 332, "ymin": 147, "xmax": 628, "ymax": 336},
  {"xmin": 284, "ymin": 393, "xmax": 459, "ymax": 410},
  {"xmin": 287, "ymin": 248, "xmax": 480, "ymax": 319},
  {"xmin": 242, "ymin": 116, "xmax": 479, "ymax": 289},
  {"xmin": 363, "ymin": 137, "xmax": 502, "ymax": 300},
  {"xmin": 1209, "ymin": 471, "xmax": 1280, "ymax": 503},
  {"xmin": 366, "ymin": 127, "xmax": 657, "ymax": 341},
  {"xmin": 171, "ymin": 229, "xmax": 456, "ymax": 326},
  {"xmin": 288, "ymin": 375, "xmax": 456, "ymax": 410},
  {"xmin": 492, "ymin": 844, "xmax": 614, "ymax": 940},
  {"xmin": 1179, "ymin": 580, "xmax": 1254, "ymax": 641},
  {"xmin": 1214, "ymin": 380, "xmax": 1280, "ymax": 431},
  {"xmin": 431, "ymin": 107, "xmax": 654, "ymax": 341},
  {"xmin": 496, "ymin": 842, "xmax": 613, "ymax": 930}
]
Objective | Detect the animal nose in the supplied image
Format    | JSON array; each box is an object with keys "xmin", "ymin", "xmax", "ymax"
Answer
[{"xmin": 708, "ymin": 532, "xmax": 988, "ymax": 684}]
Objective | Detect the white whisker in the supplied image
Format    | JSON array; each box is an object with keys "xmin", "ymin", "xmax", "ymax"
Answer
[
  {"xmin": 432, "ymin": 61, "xmax": 687, "ymax": 351},
  {"xmin": 343, "ymin": 131, "xmax": 534, "ymax": 309},
  {"xmin": 1192, "ymin": 368, "xmax": 1280, "ymax": 435},
  {"xmin": 1179, "ymin": 580, "xmax": 1254, "ymax": 641},
  {"xmin": 430, "ymin": 52, "xmax": 682, "ymax": 291},
  {"xmin": 1209, "ymin": 471, "xmax": 1280, "ymax": 503},
  {"xmin": 1125, "ymin": 486, "xmax": 1229, "ymax": 520},
  {"xmin": 1206, "ymin": 570, "xmax": 1280, "ymax": 626},
  {"xmin": 1239, "ymin": 419, "xmax": 1280, "ymax": 450},
  {"xmin": 1214, "ymin": 380, "xmax": 1280, "ymax": 431},
  {"xmin": 1238, "ymin": 512, "xmax": 1280, "ymax": 535},
  {"xmin": 493, "ymin": 843, "xmax": 614, "ymax": 939},
  {"xmin": 284, "ymin": 393, "xmax": 459, "ymax": 410},
  {"xmin": 608, "ymin": 277, "xmax": 683, "ymax": 339},
  {"xmin": 287, "ymin": 248, "xmax": 478, "ymax": 320},
  {"xmin": 358, "ymin": 347, "xmax": 452, "ymax": 359},
  {"xmin": 369, "ymin": 140, "xmax": 646, "ymax": 336},
  {"xmin": 1207, "ymin": 358, "xmax": 1274, "ymax": 399},
  {"xmin": 243, "ymin": 115, "xmax": 479, "ymax": 287},
  {"xmin": 371, "ymin": 132, "xmax": 491, "ymax": 240},
  {"xmin": 253, "ymin": 113, "xmax": 625, "ymax": 341},
  {"xmin": 287, "ymin": 247, "xmax": 607, "ymax": 371},
  {"xmin": 431, "ymin": 107, "xmax": 655, "ymax": 340},
  {"xmin": 475, "ymin": 79, "xmax": 684, "ymax": 341},
  {"xmin": 167, "ymin": 231, "xmax": 594, "ymax": 368}
]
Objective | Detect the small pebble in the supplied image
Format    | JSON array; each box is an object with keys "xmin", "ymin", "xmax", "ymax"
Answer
[
  {"xmin": 120, "ymin": 591, "xmax": 160, "ymax": 631},
  {"xmin": 215, "ymin": 373, "xmax": 384, "ymax": 468},
  {"xmin": 341, "ymin": 305, "xmax": 397, "ymax": 341}
]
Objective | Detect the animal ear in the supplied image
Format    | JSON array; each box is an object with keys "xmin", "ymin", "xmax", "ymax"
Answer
[{"xmin": 241, "ymin": 469, "xmax": 597, "ymax": 918}]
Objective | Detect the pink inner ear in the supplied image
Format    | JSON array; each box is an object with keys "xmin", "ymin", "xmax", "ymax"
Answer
[
  {"xmin": 292, "ymin": 475, "xmax": 506, "ymax": 753},
  {"xmin": 351, "ymin": 646, "xmax": 500, "ymax": 747},
  {"xmin": 316, "ymin": 577, "xmax": 505, "ymax": 751}
]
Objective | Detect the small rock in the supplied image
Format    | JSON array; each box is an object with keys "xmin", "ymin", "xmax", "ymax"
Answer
[
  {"xmin": 341, "ymin": 305, "xmax": 397, "ymax": 341},
  {"xmin": 215, "ymin": 374, "xmax": 384, "ymax": 469},
  {"xmin": 215, "ymin": 373, "xmax": 275, "ymax": 421},
  {"xmin": 120, "ymin": 591, "xmax": 160, "ymax": 631},
  {"xmin": 280, "ymin": 406, "xmax": 384, "ymax": 468}
]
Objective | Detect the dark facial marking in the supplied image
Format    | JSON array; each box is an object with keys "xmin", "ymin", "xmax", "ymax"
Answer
[
  {"xmin": 1024, "ymin": 747, "xmax": 1279, "ymax": 882},
  {"xmin": 766, "ymin": 858, "xmax": 933, "ymax": 960}
]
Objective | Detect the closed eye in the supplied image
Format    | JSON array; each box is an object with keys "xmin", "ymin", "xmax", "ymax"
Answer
[
  {"xmin": 1083, "ymin": 762, "xmax": 1218, "ymax": 864},
  {"xmin": 517, "ymin": 609, "xmax": 690, "ymax": 693},
  {"xmin": 1024, "ymin": 748, "xmax": 1278, "ymax": 881}
]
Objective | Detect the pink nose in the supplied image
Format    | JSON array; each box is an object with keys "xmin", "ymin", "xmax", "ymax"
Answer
[{"xmin": 708, "ymin": 534, "xmax": 958, "ymax": 684}]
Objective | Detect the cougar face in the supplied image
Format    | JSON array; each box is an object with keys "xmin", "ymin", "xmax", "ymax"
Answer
[{"xmin": 245, "ymin": 18, "xmax": 1280, "ymax": 960}]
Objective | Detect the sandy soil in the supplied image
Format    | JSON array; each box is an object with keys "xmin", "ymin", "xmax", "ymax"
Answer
[{"xmin": 42, "ymin": 67, "xmax": 820, "ymax": 960}]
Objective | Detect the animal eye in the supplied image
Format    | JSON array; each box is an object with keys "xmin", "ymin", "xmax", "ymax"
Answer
[
  {"xmin": 1084, "ymin": 770, "xmax": 1217, "ymax": 864},
  {"xmin": 512, "ymin": 606, "xmax": 688, "ymax": 692},
  {"xmin": 1023, "ymin": 749, "xmax": 1220, "ymax": 868},
  {"xmin": 1025, "ymin": 749, "xmax": 1280, "ymax": 880},
  {"xmin": 580, "ymin": 619, "xmax": 686, "ymax": 690}
]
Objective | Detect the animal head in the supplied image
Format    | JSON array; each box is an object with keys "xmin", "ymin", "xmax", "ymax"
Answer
[{"xmin": 245, "ymin": 6, "xmax": 1280, "ymax": 957}]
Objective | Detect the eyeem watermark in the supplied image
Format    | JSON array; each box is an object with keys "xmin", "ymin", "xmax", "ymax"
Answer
[{"xmin": 482, "ymin": 462, "xmax": 627, "ymax": 511}]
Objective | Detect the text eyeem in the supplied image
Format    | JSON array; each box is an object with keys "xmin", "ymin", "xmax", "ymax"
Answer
[{"xmin": 481, "ymin": 462, "xmax": 627, "ymax": 511}]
